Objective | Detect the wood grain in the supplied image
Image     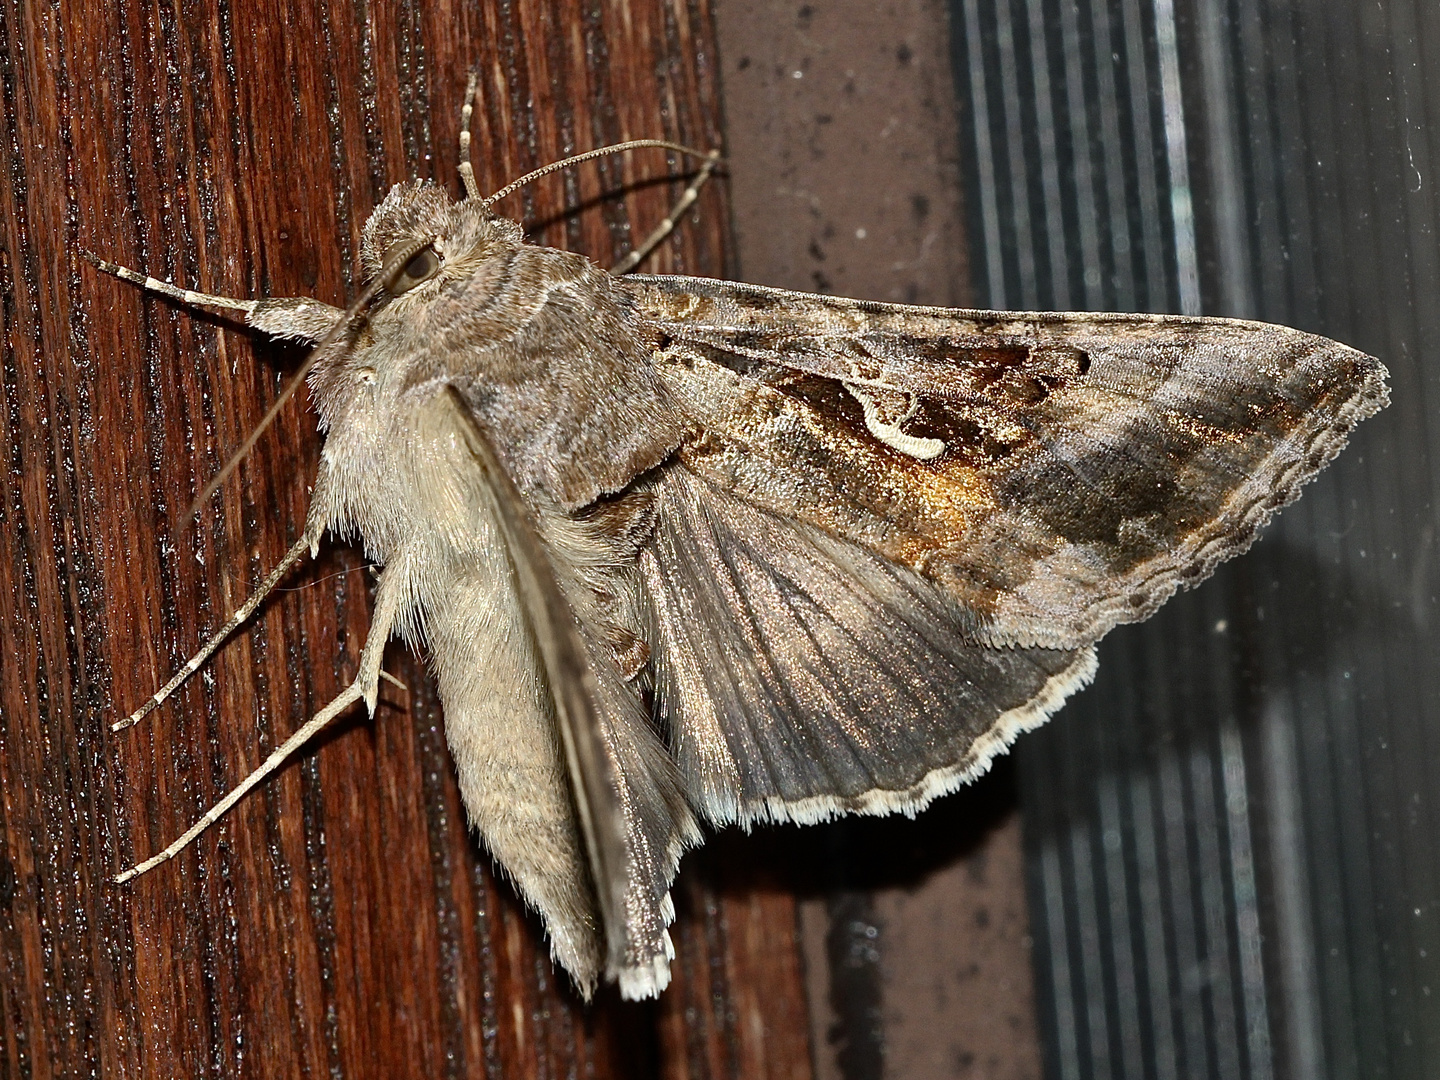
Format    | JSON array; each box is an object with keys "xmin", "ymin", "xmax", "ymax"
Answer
[{"xmin": 0, "ymin": 2, "xmax": 813, "ymax": 1077}]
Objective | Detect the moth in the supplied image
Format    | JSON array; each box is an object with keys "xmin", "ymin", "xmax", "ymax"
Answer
[{"xmin": 92, "ymin": 83, "xmax": 1389, "ymax": 1001}]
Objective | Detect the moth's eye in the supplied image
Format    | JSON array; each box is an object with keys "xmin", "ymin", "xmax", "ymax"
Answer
[{"xmin": 385, "ymin": 243, "xmax": 441, "ymax": 294}]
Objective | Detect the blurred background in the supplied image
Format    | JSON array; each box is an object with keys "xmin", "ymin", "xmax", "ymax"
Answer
[{"xmin": 715, "ymin": 0, "xmax": 1440, "ymax": 1076}]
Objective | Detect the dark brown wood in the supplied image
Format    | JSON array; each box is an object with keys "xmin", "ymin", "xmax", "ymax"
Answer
[
  {"xmin": 658, "ymin": 836, "xmax": 815, "ymax": 1080},
  {"xmin": 0, "ymin": 2, "xmax": 814, "ymax": 1077}
]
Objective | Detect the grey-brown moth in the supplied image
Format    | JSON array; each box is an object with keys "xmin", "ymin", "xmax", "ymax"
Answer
[{"xmin": 91, "ymin": 99, "xmax": 1389, "ymax": 1000}]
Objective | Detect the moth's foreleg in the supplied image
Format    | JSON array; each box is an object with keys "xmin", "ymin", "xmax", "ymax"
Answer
[
  {"xmin": 113, "ymin": 556, "xmax": 410, "ymax": 884},
  {"xmin": 79, "ymin": 250, "xmax": 258, "ymax": 314},
  {"xmin": 82, "ymin": 247, "xmax": 342, "ymax": 344},
  {"xmin": 114, "ymin": 537, "xmax": 313, "ymax": 732},
  {"xmin": 610, "ymin": 149, "xmax": 722, "ymax": 275}
]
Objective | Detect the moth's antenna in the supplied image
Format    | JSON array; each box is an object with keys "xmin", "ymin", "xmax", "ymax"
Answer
[
  {"xmin": 186, "ymin": 236, "xmax": 434, "ymax": 517},
  {"xmin": 478, "ymin": 140, "xmax": 720, "ymax": 210},
  {"xmin": 458, "ymin": 70, "xmax": 480, "ymax": 201}
]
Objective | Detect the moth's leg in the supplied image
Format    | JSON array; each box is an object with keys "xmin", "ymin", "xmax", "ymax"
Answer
[
  {"xmin": 82, "ymin": 248, "xmax": 341, "ymax": 344},
  {"xmin": 458, "ymin": 69, "xmax": 480, "ymax": 200},
  {"xmin": 245, "ymin": 297, "xmax": 347, "ymax": 344},
  {"xmin": 610, "ymin": 149, "xmax": 721, "ymax": 275},
  {"xmin": 81, "ymin": 250, "xmax": 257, "ymax": 314},
  {"xmin": 114, "ymin": 557, "xmax": 409, "ymax": 884},
  {"xmin": 115, "ymin": 536, "xmax": 313, "ymax": 732}
]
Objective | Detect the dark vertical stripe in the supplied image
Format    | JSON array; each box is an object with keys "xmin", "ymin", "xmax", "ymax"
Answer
[
  {"xmin": 994, "ymin": 0, "xmax": 1039, "ymax": 307},
  {"xmin": 1085, "ymin": 0, "xmax": 1137, "ymax": 311},
  {"xmin": 1024, "ymin": 0, "xmax": 1071, "ymax": 309},
  {"xmin": 825, "ymin": 889, "xmax": 885, "ymax": 1080},
  {"xmin": 953, "ymin": 1, "xmax": 1440, "ymax": 1077},
  {"xmin": 957, "ymin": 0, "xmax": 1008, "ymax": 307}
]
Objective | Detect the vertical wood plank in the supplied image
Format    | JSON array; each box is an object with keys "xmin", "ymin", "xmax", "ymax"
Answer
[
  {"xmin": 0, "ymin": 2, "xmax": 811, "ymax": 1077},
  {"xmin": 657, "ymin": 835, "xmax": 815, "ymax": 1080}
]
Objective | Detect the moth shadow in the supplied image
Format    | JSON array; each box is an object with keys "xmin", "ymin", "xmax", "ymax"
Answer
[
  {"xmin": 523, "ymin": 171, "xmax": 720, "ymax": 240},
  {"xmin": 692, "ymin": 759, "xmax": 1020, "ymax": 900},
  {"xmin": 248, "ymin": 334, "xmax": 316, "ymax": 378}
]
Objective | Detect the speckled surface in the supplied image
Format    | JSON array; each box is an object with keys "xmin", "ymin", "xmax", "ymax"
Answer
[
  {"xmin": 711, "ymin": 2, "xmax": 1044, "ymax": 1076},
  {"xmin": 714, "ymin": 0, "xmax": 969, "ymax": 308}
]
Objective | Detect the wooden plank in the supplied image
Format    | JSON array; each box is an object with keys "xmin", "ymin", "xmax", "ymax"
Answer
[
  {"xmin": 657, "ymin": 834, "xmax": 815, "ymax": 1080},
  {"xmin": 0, "ymin": 2, "xmax": 813, "ymax": 1077}
]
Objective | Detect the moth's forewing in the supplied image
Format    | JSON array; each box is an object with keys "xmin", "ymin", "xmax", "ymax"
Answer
[
  {"xmin": 386, "ymin": 387, "xmax": 606, "ymax": 992},
  {"xmin": 429, "ymin": 388, "xmax": 693, "ymax": 998},
  {"xmin": 629, "ymin": 275, "xmax": 1390, "ymax": 650}
]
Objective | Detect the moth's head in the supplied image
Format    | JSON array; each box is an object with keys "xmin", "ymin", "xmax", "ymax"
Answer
[
  {"xmin": 358, "ymin": 178, "xmax": 522, "ymax": 308},
  {"xmin": 300, "ymin": 180, "xmax": 524, "ymax": 420}
]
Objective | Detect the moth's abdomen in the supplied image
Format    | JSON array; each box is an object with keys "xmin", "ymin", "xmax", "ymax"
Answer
[{"xmin": 424, "ymin": 563, "xmax": 605, "ymax": 992}]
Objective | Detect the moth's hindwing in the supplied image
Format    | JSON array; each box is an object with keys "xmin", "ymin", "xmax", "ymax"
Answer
[{"xmin": 638, "ymin": 463, "xmax": 1098, "ymax": 828}]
